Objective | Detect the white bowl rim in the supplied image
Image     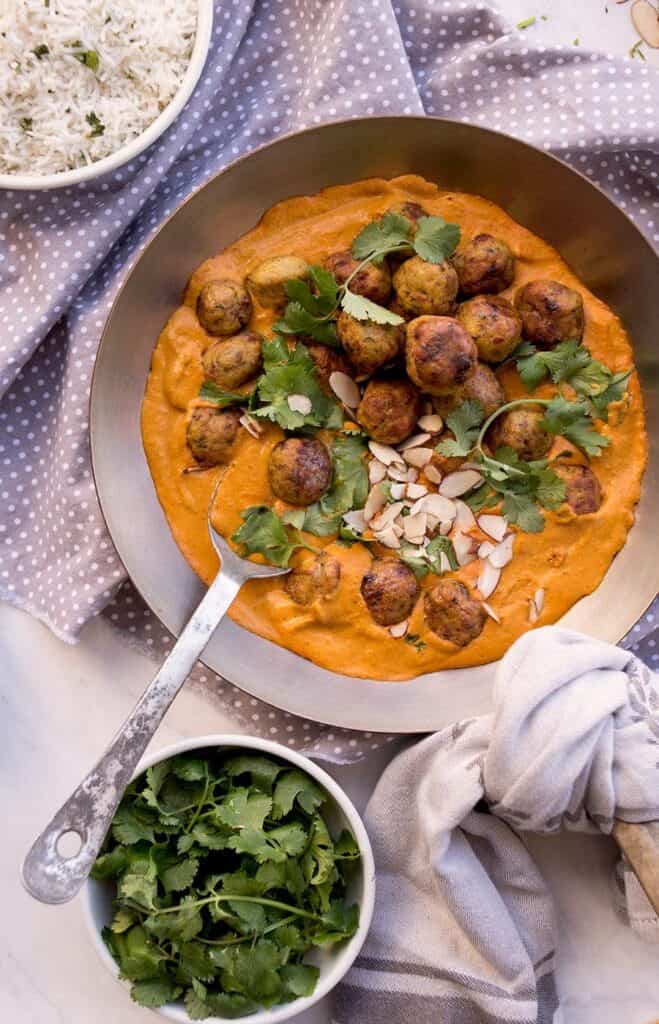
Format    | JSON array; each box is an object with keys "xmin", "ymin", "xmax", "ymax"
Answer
[
  {"xmin": 0, "ymin": 0, "xmax": 214, "ymax": 191},
  {"xmin": 81, "ymin": 733, "xmax": 376, "ymax": 1024}
]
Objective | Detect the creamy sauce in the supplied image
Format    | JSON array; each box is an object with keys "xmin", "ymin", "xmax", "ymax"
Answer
[{"xmin": 141, "ymin": 175, "xmax": 647, "ymax": 681}]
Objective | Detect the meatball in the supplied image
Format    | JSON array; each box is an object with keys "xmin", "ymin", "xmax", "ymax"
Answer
[
  {"xmin": 424, "ymin": 580, "xmax": 486, "ymax": 647},
  {"xmin": 336, "ymin": 311, "xmax": 403, "ymax": 377},
  {"xmin": 386, "ymin": 200, "xmax": 429, "ymax": 233},
  {"xmin": 246, "ymin": 255, "xmax": 310, "ymax": 312},
  {"xmin": 360, "ymin": 558, "xmax": 420, "ymax": 626},
  {"xmin": 515, "ymin": 279, "xmax": 584, "ymax": 346},
  {"xmin": 285, "ymin": 552, "xmax": 341, "ymax": 605},
  {"xmin": 196, "ymin": 279, "xmax": 252, "ymax": 337},
  {"xmin": 202, "ymin": 331, "xmax": 263, "ymax": 390},
  {"xmin": 554, "ymin": 463, "xmax": 602, "ymax": 515},
  {"xmin": 406, "ymin": 315, "xmax": 478, "ymax": 396},
  {"xmin": 357, "ymin": 378, "xmax": 421, "ymax": 445},
  {"xmin": 488, "ymin": 406, "xmax": 552, "ymax": 461},
  {"xmin": 432, "ymin": 363, "xmax": 506, "ymax": 420},
  {"xmin": 393, "ymin": 256, "xmax": 458, "ymax": 317},
  {"xmin": 186, "ymin": 406, "xmax": 242, "ymax": 466},
  {"xmin": 453, "ymin": 234, "xmax": 515, "ymax": 296},
  {"xmin": 305, "ymin": 341, "xmax": 353, "ymax": 394},
  {"xmin": 457, "ymin": 295, "xmax": 522, "ymax": 364},
  {"xmin": 268, "ymin": 437, "xmax": 332, "ymax": 506},
  {"xmin": 324, "ymin": 250, "xmax": 391, "ymax": 305}
]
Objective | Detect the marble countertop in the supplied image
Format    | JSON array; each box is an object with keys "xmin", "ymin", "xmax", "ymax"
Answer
[{"xmin": 1, "ymin": 2, "xmax": 658, "ymax": 1022}]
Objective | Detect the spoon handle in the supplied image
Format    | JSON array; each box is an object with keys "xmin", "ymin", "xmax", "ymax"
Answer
[
  {"xmin": 21, "ymin": 571, "xmax": 242, "ymax": 905},
  {"xmin": 612, "ymin": 819, "xmax": 659, "ymax": 917}
]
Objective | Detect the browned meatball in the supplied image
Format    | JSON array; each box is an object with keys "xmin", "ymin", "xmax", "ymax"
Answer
[
  {"xmin": 336, "ymin": 312, "xmax": 403, "ymax": 377},
  {"xmin": 285, "ymin": 552, "xmax": 341, "ymax": 604},
  {"xmin": 488, "ymin": 406, "xmax": 552, "ymax": 461},
  {"xmin": 186, "ymin": 406, "xmax": 242, "ymax": 466},
  {"xmin": 305, "ymin": 341, "xmax": 354, "ymax": 394},
  {"xmin": 196, "ymin": 280, "xmax": 252, "ymax": 337},
  {"xmin": 202, "ymin": 331, "xmax": 263, "ymax": 390},
  {"xmin": 432, "ymin": 363, "xmax": 506, "ymax": 421},
  {"xmin": 360, "ymin": 558, "xmax": 420, "ymax": 626},
  {"xmin": 386, "ymin": 200, "xmax": 429, "ymax": 232},
  {"xmin": 515, "ymin": 279, "xmax": 584, "ymax": 347},
  {"xmin": 246, "ymin": 255, "xmax": 310, "ymax": 312},
  {"xmin": 324, "ymin": 250, "xmax": 391, "ymax": 305},
  {"xmin": 393, "ymin": 256, "xmax": 458, "ymax": 317},
  {"xmin": 453, "ymin": 234, "xmax": 515, "ymax": 296},
  {"xmin": 268, "ymin": 437, "xmax": 332, "ymax": 506},
  {"xmin": 406, "ymin": 315, "xmax": 478, "ymax": 396},
  {"xmin": 424, "ymin": 580, "xmax": 486, "ymax": 647},
  {"xmin": 457, "ymin": 295, "xmax": 522, "ymax": 364},
  {"xmin": 554, "ymin": 463, "xmax": 602, "ymax": 515},
  {"xmin": 357, "ymin": 378, "xmax": 421, "ymax": 444}
]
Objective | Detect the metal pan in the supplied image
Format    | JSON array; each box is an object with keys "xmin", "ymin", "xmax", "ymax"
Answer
[{"xmin": 90, "ymin": 117, "xmax": 658, "ymax": 732}]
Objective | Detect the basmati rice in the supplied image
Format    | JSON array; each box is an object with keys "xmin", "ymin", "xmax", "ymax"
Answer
[{"xmin": 0, "ymin": 0, "xmax": 197, "ymax": 176}]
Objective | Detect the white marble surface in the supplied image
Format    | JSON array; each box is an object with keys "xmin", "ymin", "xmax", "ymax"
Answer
[{"xmin": 2, "ymin": 2, "xmax": 659, "ymax": 1022}]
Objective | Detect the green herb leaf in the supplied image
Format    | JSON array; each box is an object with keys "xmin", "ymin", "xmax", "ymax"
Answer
[
  {"xmin": 436, "ymin": 399, "xmax": 485, "ymax": 457},
  {"xmin": 252, "ymin": 340, "xmax": 343, "ymax": 430},
  {"xmin": 404, "ymin": 633, "xmax": 427, "ymax": 653},
  {"xmin": 351, "ymin": 211, "xmax": 412, "ymax": 261},
  {"xmin": 76, "ymin": 50, "xmax": 100, "ymax": 72},
  {"xmin": 86, "ymin": 110, "xmax": 105, "ymax": 136},
  {"xmin": 282, "ymin": 963, "xmax": 320, "ymax": 997},
  {"xmin": 19, "ymin": 117, "xmax": 33, "ymax": 133},
  {"xmin": 272, "ymin": 770, "xmax": 325, "ymax": 819},
  {"xmin": 341, "ymin": 289, "xmax": 404, "ymax": 325},
  {"xmin": 541, "ymin": 396, "xmax": 609, "ymax": 456},
  {"xmin": 274, "ymin": 265, "xmax": 340, "ymax": 346},
  {"xmin": 302, "ymin": 434, "xmax": 369, "ymax": 537},
  {"xmin": 131, "ymin": 978, "xmax": 183, "ymax": 1008},
  {"xmin": 413, "ymin": 215, "xmax": 461, "ymax": 264},
  {"xmin": 198, "ymin": 382, "xmax": 248, "ymax": 407},
  {"xmin": 231, "ymin": 505, "xmax": 309, "ymax": 568},
  {"xmin": 32, "ymin": 44, "xmax": 50, "ymax": 59}
]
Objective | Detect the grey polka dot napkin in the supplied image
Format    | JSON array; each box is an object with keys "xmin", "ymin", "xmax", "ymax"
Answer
[{"xmin": 1, "ymin": 1, "xmax": 657, "ymax": 761}]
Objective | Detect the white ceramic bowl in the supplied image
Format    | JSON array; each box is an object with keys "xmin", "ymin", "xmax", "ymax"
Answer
[
  {"xmin": 0, "ymin": 0, "xmax": 214, "ymax": 191},
  {"xmin": 82, "ymin": 734, "xmax": 375, "ymax": 1024}
]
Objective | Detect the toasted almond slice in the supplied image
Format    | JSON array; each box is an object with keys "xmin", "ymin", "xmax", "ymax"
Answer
[
  {"xmin": 412, "ymin": 493, "xmax": 457, "ymax": 520},
  {"xmin": 425, "ymin": 513, "xmax": 439, "ymax": 532},
  {"xmin": 439, "ymin": 469, "xmax": 483, "ymax": 498},
  {"xmin": 363, "ymin": 483, "xmax": 387, "ymax": 523},
  {"xmin": 406, "ymin": 467, "xmax": 419, "ymax": 483},
  {"xmin": 369, "ymin": 440, "xmax": 402, "ymax": 465},
  {"xmin": 424, "ymin": 463, "xmax": 443, "ymax": 485},
  {"xmin": 488, "ymin": 533, "xmax": 515, "ymax": 569},
  {"xmin": 403, "ymin": 446, "xmax": 434, "ymax": 468},
  {"xmin": 387, "ymin": 464, "xmax": 410, "ymax": 482},
  {"xmin": 439, "ymin": 521, "xmax": 452, "ymax": 536},
  {"xmin": 374, "ymin": 524, "xmax": 401, "ymax": 549},
  {"xmin": 403, "ymin": 512, "xmax": 427, "ymax": 542},
  {"xmin": 632, "ymin": 0, "xmax": 659, "ymax": 46},
  {"xmin": 477, "ymin": 560, "xmax": 501, "ymax": 599},
  {"xmin": 482, "ymin": 601, "xmax": 501, "ymax": 624},
  {"xmin": 239, "ymin": 413, "xmax": 262, "ymax": 438},
  {"xmin": 478, "ymin": 540, "xmax": 496, "ymax": 559},
  {"xmin": 454, "ymin": 499, "xmax": 476, "ymax": 532},
  {"xmin": 392, "ymin": 522, "xmax": 404, "ymax": 538},
  {"xmin": 399, "ymin": 432, "xmax": 432, "ymax": 451},
  {"xmin": 390, "ymin": 483, "xmax": 406, "ymax": 500},
  {"xmin": 528, "ymin": 599, "xmax": 539, "ymax": 624},
  {"xmin": 389, "ymin": 619, "xmax": 409, "ymax": 638},
  {"xmin": 329, "ymin": 371, "xmax": 360, "ymax": 408},
  {"xmin": 477, "ymin": 514, "xmax": 508, "ymax": 542},
  {"xmin": 406, "ymin": 482, "xmax": 428, "ymax": 500},
  {"xmin": 534, "ymin": 588, "xmax": 545, "ymax": 615},
  {"xmin": 371, "ymin": 501, "xmax": 405, "ymax": 531},
  {"xmin": 453, "ymin": 531, "xmax": 477, "ymax": 567},
  {"xmin": 287, "ymin": 393, "xmax": 312, "ymax": 415},
  {"xmin": 439, "ymin": 551, "xmax": 452, "ymax": 573},
  {"xmin": 342, "ymin": 509, "xmax": 366, "ymax": 533},
  {"xmin": 418, "ymin": 413, "xmax": 444, "ymax": 433},
  {"xmin": 368, "ymin": 459, "xmax": 387, "ymax": 484}
]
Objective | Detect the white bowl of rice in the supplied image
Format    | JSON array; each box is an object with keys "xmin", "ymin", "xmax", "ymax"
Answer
[{"xmin": 0, "ymin": 0, "xmax": 214, "ymax": 190}]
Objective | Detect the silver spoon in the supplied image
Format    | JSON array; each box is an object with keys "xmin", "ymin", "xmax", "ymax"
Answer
[{"xmin": 21, "ymin": 481, "xmax": 288, "ymax": 905}]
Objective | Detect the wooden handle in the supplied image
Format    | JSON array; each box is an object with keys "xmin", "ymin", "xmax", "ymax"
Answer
[{"xmin": 612, "ymin": 820, "xmax": 659, "ymax": 916}]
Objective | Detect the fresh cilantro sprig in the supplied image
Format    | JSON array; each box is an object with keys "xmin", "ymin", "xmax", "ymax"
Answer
[
  {"xmin": 251, "ymin": 337, "xmax": 343, "ymax": 431},
  {"xmin": 300, "ymin": 434, "xmax": 369, "ymax": 537},
  {"xmin": 93, "ymin": 750, "xmax": 361, "ymax": 1017},
  {"xmin": 199, "ymin": 382, "xmax": 250, "ymax": 408},
  {"xmin": 231, "ymin": 506, "xmax": 316, "ymax": 567},
  {"xmin": 274, "ymin": 266, "xmax": 340, "ymax": 347},
  {"xmin": 515, "ymin": 339, "xmax": 631, "ymax": 421},
  {"xmin": 436, "ymin": 400, "xmax": 485, "ymax": 458},
  {"xmin": 399, "ymin": 536, "xmax": 459, "ymax": 578}
]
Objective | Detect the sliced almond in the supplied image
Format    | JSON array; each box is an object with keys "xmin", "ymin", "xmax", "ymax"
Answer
[
  {"xmin": 239, "ymin": 413, "xmax": 262, "ymax": 438},
  {"xmin": 363, "ymin": 483, "xmax": 387, "ymax": 523},
  {"xmin": 482, "ymin": 602, "xmax": 501, "ymax": 624},
  {"xmin": 477, "ymin": 514, "xmax": 508, "ymax": 542},
  {"xmin": 424, "ymin": 463, "xmax": 443, "ymax": 485},
  {"xmin": 287, "ymin": 393, "xmax": 312, "ymax": 415},
  {"xmin": 406, "ymin": 482, "xmax": 428, "ymax": 500},
  {"xmin": 528, "ymin": 599, "xmax": 540, "ymax": 624},
  {"xmin": 368, "ymin": 459, "xmax": 386, "ymax": 484},
  {"xmin": 369, "ymin": 440, "xmax": 403, "ymax": 466},
  {"xmin": 478, "ymin": 540, "xmax": 496, "ymax": 559},
  {"xmin": 439, "ymin": 551, "xmax": 452, "ymax": 573},
  {"xmin": 387, "ymin": 464, "xmax": 410, "ymax": 482},
  {"xmin": 425, "ymin": 513, "xmax": 440, "ymax": 532},
  {"xmin": 403, "ymin": 446, "xmax": 434, "ymax": 468},
  {"xmin": 389, "ymin": 620, "xmax": 409, "ymax": 638},
  {"xmin": 406, "ymin": 467, "xmax": 419, "ymax": 483},
  {"xmin": 374, "ymin": 524, "xmax": 401, "ymax": 549},
  {"xmin": 399, "ymin": 432, "xmax": 432, "ymax": 451},
  {"xmin": 389, "ymin": 483, "xmax": 406, "ymax": 500},
  {"xmin": 342, "ymin": 509, "xmax": 366, "ymax": 533},
  {"xmin": 371, "ymin": 501, "xmax": 405, "ymax": 531},
  {"xmin": 439, "ymin": 521, "xmax": 452, "ymax": 536},
  {"xmin": 418, "ymin": 413, "xmax": 444, "ymax": 433},
  {"xmin": 488, "ymin": 533, "xmax": 515, "ymax": 569},
  {"xmin": 534, "ymin": 588, "xmax": 545, "ymax": 615},
  {"xmin": 439, "ymin": 469, "xmax": 483, "ymax": 498},
  {"xmin": 477, "ymin": 561, "xmax": 501, "ymax": 599},
  {"xmin": 403, "ymin": 512, "xmax": 427, "ymax": 543},
  {"xmin": 329, "ymin": 371, "xmax": 360, "ymax": 408},
  {"xmin": 392, "ymin": 522, "xmax": 404, "ymax": 538},
  {"xmin": 632, "ymin": 0, "xmax": 659, "ymax": 47},
  {"xmin": 454, "ymin": 499, "xmax": 476, "ymax": 532},
  {"xmin": 411, "ymin": 493, "xmax": 457, "ymax": 520},
  {"xmin": 453, "ymin": 531, "xmax": 477, "ymax": 567}
]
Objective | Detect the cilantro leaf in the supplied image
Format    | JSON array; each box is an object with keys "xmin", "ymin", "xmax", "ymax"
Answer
[
  {"xmin": 413, "ymin": 215, "xmax": 461, "ymax": 263},
  {"xmin": 274, "ymin": 265, "xmax": 340, "ymax": 346},
  {"xmin": 216, "ymin": 789, "xmax": 272, "ymax": 830},
  {"xmin": 130, "ymin": 978, "xmax": 182, "ymax": 1008},
  {"xmin": 515, "ymin": 340, "xmax": 631, "ymax": 421},
  {"xmin": 436, "ymin": 399, "xmax": 485, "ymax": 457},
  {"xmin": 252, "ymin": 340, "xmax": 343, "ymax": 430},
  {"xmin": 231, "ymin": 505, "xmax": 309, "ymax": 567},
  {"xmin": 588, "ymin": 368, "xmax": 632, "ymax": 420},
  {"xmin": 282, "ymin": 963, "xmax": 320, "ymax": 997},
  {"xmin": 272, "ymin": 770, "xmax": 325, "ymax": 819},
  {"xmin": 160, "ymin": 857, "xmax": 199, "ymax": 894},
  {"xmin": 426, "ymin": 535, "xmax": 459, "ymax": 573},
  {"xmin": 541, "ymin": 396, "xmax": 609, "ymax": 457},
  {"xmin": 198, "ymin": 382, "xmax": 249, "ymax": 407},
  {"xmin": 341, "ymin": 288, "xmax": 404, "ymax": 325},
  {"xmin": 351, "ymin": 212, "xmax": 411, "ymax": 262},
  {"xmin": 501, "ymin": 491, "xmax": 545, "ymax": 533},
  {"xmin": 473, "ymin": 447, "xmax": 566, "ymax": 533},
  {"xmin": 405, "ymin": 632, "xmax": 427, "ymax": 652},
  {"xmin": 223, "ymin": 755, "xmax": 282, "ymax": 792}
]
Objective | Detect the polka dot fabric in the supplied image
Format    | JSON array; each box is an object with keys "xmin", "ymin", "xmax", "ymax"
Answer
[{"xmin": 0, "ymin": 1, "xmax": 657, "ymax": 762}]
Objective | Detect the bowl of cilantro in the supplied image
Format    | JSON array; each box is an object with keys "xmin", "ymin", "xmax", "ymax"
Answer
[{"xmin": 82, "ymin": 734, "xmax": 375, "ymax": 1022}]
